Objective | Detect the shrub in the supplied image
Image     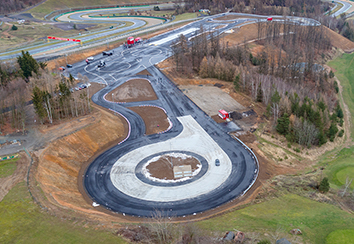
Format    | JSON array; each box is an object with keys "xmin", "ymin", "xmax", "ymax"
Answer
[
  {"xmin": 258, "ymin": 240, "xmax": 271, "ymax": 244},
  {"xmin": 11, "ymin": 25, "xmax": 18, "ymax": 30},
  {"xmin": 319, "ymin": 177, "xmax": 330, "ymax": 193},
  {"xmin": 287, "ymin": 142, "xmax": 291, "ymax": 148},
  {"xmin": 294, "ymin": 147, "xmax": 301, "ymax": 153},
  {"xmin": 338, "ymin": 129, "xmax": 344, "ymax": 137}
]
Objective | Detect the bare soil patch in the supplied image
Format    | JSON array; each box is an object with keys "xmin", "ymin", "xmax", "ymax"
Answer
[
  {"xmin": 128, "ymin": 106, "xmax": 169, "ymax": 135},
  {"xmin": 324, "ymin": 26, "xmax": 354, "ymax": 53},
  {"xmin": 179, "ymin": 85, "xmax": 245, "ymax": 116},
  {"xmin": 32, "ymin": 104, "xmax": 129, "ymax": 224},
  {"xmin": 146, "ymin": 155, "xmax": 200, "ymax": 180},
  {"xmin": 136, "ymin": 69, "xmax": 152, "ymax": 76},
  {"xmin": 106, "ymin": 79, "xmax": 157, "ymax": 103}
]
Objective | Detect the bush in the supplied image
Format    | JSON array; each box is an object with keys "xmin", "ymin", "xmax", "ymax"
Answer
[
  {"xmin": 258, "ymin": 240, "xmax": 271, "ymax": 244},
  {"xmin": 338, "ymin": 129, "xmax": 344, "ymax": 137},
  {"xmin": 287, "ymin": 142, "xmax": 291, "ymax": 148},
  {"xmin": 329, "ymin": 70, "xmax": 335, "ymax": 78},
  {"xmin": 319, "ymin": 177, "xmax": 330, "ymax": 193},
  {"xmin": 294, "ymin": 147, "xmax": 301, "ymax": 153},
  {"xmin": 11, "ymin": 25, "xmax": 18, "ymax": 30}
]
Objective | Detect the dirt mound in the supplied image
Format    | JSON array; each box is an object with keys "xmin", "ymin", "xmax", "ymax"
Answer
[
  {"xmin": 324, "ymin": 26, "xmax": 354, "ymax": 53},
  {"xmin": 107, "ymin": 79, "xmax": 157, "ymax": 103},
  {"xmin": 128, "ymin": 106, "xmax": 169, "ymax": 135},
  {"xmin": 35, "ymin": 105, "xmax": 127, "ymax": 221}
]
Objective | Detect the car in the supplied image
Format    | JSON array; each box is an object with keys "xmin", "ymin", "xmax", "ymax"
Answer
[
  {"xmin": 59, "ymin": 66, "xmax": 65, "ymax": 71},
  {"xmin": 98, "ymin": 61, "xmax": 106, "ymax": 68},
  {"xmin": 102, "ymin": 51, "xmax": 113, "ymax": 56},
  {"xmin": 66, "ymin": 64, "xmax": 73, "ymax": 68},
  {"xmin": 87, "ymin": 56, "xmax": 94, "ymax": 61},
  {"xmin": 215, "ymin": 159, "xmax": 220, "ymax": 166}
]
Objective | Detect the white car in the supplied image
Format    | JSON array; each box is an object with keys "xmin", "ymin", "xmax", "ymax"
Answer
[{"xmin": 87, "ymin": 57, "xmax": 94, "ymax": 61}]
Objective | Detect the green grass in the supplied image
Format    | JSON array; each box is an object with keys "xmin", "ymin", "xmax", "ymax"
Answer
[
  {"xmin": 0, "ymin": 158, "xmax": 18, "ymax": 178},
  {"xmin": 28, "ymin": 0, "xmax": 170, "ymax": 19},
  {"xmin": 328, "ymin": 53, "xmax": 354, "ymax": 139},
  {"xmin": 172, "ymin": 13, "xmax": 198, "ymax": 22},
  {"xmin": 326, "ymin": 229, "xmax": 354, "ymax": 244},
  {"xmin": 198, "ymin": 194, "xmax": 354, "ymax": 244},
  {"xmin": 0, "ymin": 181, "xmax": 127, "ymax": 244},
  {"xmin": 321, "ymin": 146, "xmax": 354, "ymax": 189}
]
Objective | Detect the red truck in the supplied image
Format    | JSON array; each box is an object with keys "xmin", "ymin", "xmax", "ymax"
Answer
[{"xmin": 127, "ymin": 36, "xmax": 135, "ymax": 47}]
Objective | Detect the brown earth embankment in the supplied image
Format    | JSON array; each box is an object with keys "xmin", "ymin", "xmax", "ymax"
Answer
[{"xmin": 34, "ymin": 105, "xmax": 128, "ymax": 222}]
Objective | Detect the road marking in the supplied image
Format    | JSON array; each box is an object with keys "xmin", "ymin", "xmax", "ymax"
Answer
[
  {"xmin": 110, "ymin": 74, "xmax": 117, "ymax": 81},
  {"xmin": 84, "ymin": 65, "xmax": 108, "ymax": 86},
  {"xmin": 149, "ymin": 27, "xmax": 199, "ymax": 46}
]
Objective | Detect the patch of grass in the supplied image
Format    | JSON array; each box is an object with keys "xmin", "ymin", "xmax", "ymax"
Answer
[
  {"xmin": 0, "ymin": 181, "xmax": 127, "ymax": 244},
  {"xmin": 198, "ymin": 194, "xmax": 354, "ymax": 244},
  {"xmin": 324, "ymin": 146, "xmax": 354, "ymax": 189},
  {"xmin": 172, "ymin": 13, "xmax": 198, "ymax": 22},
  {"xmin": 328, "ymin": 53, "xmax": 354, "ymax": 139},
  {"xmin": 326, "ymin": 229, "xmax": 354, "ymax": 244},
  {"xmin": 28, "ymin": 0, "xmax": 170, "ymax": 19},
  {"xmin": 0, "ymin": 158, "xmax": 18, "ymax": 178}
]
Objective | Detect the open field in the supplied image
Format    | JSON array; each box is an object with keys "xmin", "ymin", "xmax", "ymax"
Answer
[
  {"xmin": 0, "ymin": 158, "xmax": 18, "ymax": 178},
  {"xmin": 328, "ymin": 52, "xmax": 354, "ymax": 137},
  {"xmin": 27, "ymin": 0, "xmax": 168, "ymax": 18},
  {"xmin": 0, "ymin": 181, "xmax": 127, "ymax": 243},
  {"xmin": 0, "ymin": 22, "xmax": 116, "ymax": 52},
  {"xmin": 198, "ymin": 194, "xmax": 354, "ymax": 244}
]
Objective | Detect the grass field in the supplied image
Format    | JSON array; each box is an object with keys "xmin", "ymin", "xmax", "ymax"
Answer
[
  {"xmin": 28, "ymin": 0, "xmax": 169, "ymax": 19},
  {"xmin": 0, "ymin": 181, "xmax": 127, "ymax": 244},
  {"xmin": 326, "ymin": 229, "xmax": 354, "ymax": 244},
  {"xmin": 0, "ymin": 158, "xmax": 18, "ymax": 178},
  {"xmin": 0, "ymin": 22, "xmax": 115, "ymax": 52},
  {"xmin": 198, "ymin": 194, "xmax": 354, "ymax": 244},
  {"xmin": 328, "ymin": 53, "xmax": 354, "ymax": 138}
]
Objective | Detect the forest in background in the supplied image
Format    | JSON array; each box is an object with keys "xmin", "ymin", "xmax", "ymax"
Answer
[
  {"xmin": 172, "ymin": 20, "xmax": 344, "ymax": 147},
  {"xmin": 0, "ymin": 0, "xmax": 42, "ymax": 14}
]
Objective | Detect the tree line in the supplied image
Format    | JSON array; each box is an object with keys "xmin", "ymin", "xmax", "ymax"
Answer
[
  {"xmin": 0, "ymin": 51, "xmax": 92, "ymax": 134},
  {"xmin": 0, "ymin": 0, "xmax": 42, "ymax": 14},
  {"xmin": 172, "ymin": 21, "xmax": 342, "ymax": 147}
]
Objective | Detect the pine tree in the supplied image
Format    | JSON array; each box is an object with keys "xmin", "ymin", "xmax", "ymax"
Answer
[
  {"xmin": 32, "ymin": 86, "xmax": 47, "ymax": 123},
  {"xmin": 256, "ymin": 82, "xmax": 263, "ymax": 103},
  {"xmin": 319, "ymin": 177, "xmax": 330, "ymax": 193},
  {"xmin": 233, "ymin": 73, "xmax": 240, "ymax": 91},
  {"xmin": 276, "ymin": 113, "xmax": 290, "ymax": 135},
  {"xmin": 17, "ymin": 50, "xmax": 39, "ymax": 81}
]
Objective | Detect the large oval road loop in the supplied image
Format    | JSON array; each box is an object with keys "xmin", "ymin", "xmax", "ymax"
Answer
[{"xmin": 84, "ymin": 66, "xmax": 259, "ymax": 218}]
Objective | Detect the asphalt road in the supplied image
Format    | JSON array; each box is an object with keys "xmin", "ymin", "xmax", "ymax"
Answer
[{"xmin": 76, "ymin": 16, "xmax": 259, "ymax": 217}]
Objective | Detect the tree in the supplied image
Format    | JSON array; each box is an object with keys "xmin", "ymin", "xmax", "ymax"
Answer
[
  {"xmin": 17, "ymin": 50, "xmax": 39, "ymax": 81},
  {"xmin": 11, "ymin": 25, "xmax": 18, "ymax": 30},
  {"xmin": 256, "ymin": 82, "xmax": 263, "ymax": 102},
  {"xmin": 276, "ymin": 113, "xmax": 289, "ymax": 135},
  {"xmin": 199, "ymin": 56, "xmax": 208, "ymax": 78},
  {"xmin": 32, "ymin": 86, "xmax": 47, "ymax": 123},
  {"xmin": 319, "ymin": 177, "xmax": 330, "ymax": 193}
]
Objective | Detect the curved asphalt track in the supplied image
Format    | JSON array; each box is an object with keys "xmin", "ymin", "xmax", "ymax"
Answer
[{"xmin": 73, "ymin": 13, "xmax": 328, "ymax": 217}]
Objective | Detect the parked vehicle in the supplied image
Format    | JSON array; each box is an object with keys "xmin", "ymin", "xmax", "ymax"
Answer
[
  {"xmin": 102, "ymin": 51, "xmax": 113, "ymax": 56},
  {"xmin": 66, "ymin": 64, "xmax": 73, "ymax": 68},
  {"xmin": 98, "ymin": 61, "xmax": 106, "ymax": 68},
  {"xmin": 59, "ymin": 66, "xmax": 65, "ymax": 71}
]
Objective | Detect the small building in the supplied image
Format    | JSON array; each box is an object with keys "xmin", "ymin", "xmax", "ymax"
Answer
[
  {"xmin": 218, "ymin": 109, "xmax": 229, "ymax": 120},
  {"xmin": 173, "ymin": 165, "xmax": 192, "ymax": 179}
]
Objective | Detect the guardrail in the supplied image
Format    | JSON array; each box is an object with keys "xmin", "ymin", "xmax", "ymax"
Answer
[
  {"xmin": 231, "ymin": 134, "xmax": 259, "ymax": 196},
  {"xmin": 35, "ymin": 16, "xmax": 201, "ymax": 61}
]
